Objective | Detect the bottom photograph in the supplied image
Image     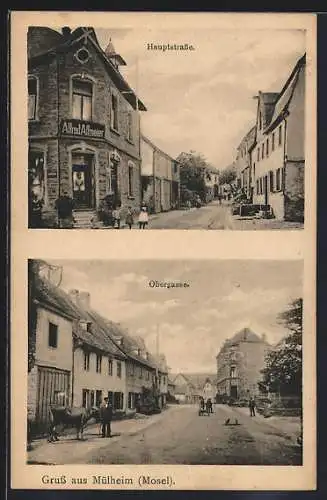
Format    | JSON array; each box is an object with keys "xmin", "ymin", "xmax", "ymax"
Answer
[{"xmin": 27, "ymin": 258, "xmax": 303, "ymax": 466}]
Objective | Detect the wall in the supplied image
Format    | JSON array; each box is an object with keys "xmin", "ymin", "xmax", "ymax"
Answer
[
  {"xmin": 154, "ymin": 150, "xmax": 173, "ymax": 181},
  {"xmin": 285, "ymin": 65, "xmax": 305, "ymax": 161},
  {"xmin": 73, "ymin": 348, "xmax": 126, "ymax": 408},
  {"xmin": 238, "ymin": 341, "xmax": 269, "ymax": 398},
  {"xmin": 252, "ymin": 121, "xmax": 286, "ymax": 219},
  {"xmin": 141, "ymin": 139, "xmax": 154, "ymax": 176},
  {"xmin": 35, "ymin": 306, "xmax": 73, "ymax": 371},
  {"xmin": 27, "ymin": 366, "xmax": 38, "ymax": 421},
  {"xmin": 284, "ymin": 161, "xmax": 305, "ymax": 222}
]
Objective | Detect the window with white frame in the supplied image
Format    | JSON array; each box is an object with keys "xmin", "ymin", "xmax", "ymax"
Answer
[
  {"xmin": 96, "ymin": 354, "xmax": 102, "ymax": 373},
  {"xmin": 278, "ymin": 124, "xmax": 283, "ymax": 146},
  {"xmin": 28, "ymin": 77, "xmax": 38, "ymax": 120},
  {"xmin": 276, "ymin": 168, "xmax": 282, "ymax": 191},
  {"xmin": 84, "ymin": 351, "xmax": 90, "ymax": 371},
  {"xmin": 111, "ymin": 93, "xmax": 119, "ymax": 131},
  {"xmin": 117, "ymin": 361, "xmax": 122, "ymax": 378},
  {"xmin": 72, "ymin": 78, "xmax": 92, "ymax": 121}
]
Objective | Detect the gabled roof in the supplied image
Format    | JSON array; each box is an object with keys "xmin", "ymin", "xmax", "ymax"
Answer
[
  {"xmin": 259, "ymin": 92, "xmax": 279, "ymax": 129},
  {"xmin": 228, "ymin": 327, "xmax": 263, "ymax": 344},
  {"xmin": 265, "ymin": 54, "xmax": 305, "ymax": 132},
  {"xmin": 35, "ymin": 277, "xmax": 81, "ymax": 321},
  {"xmin": 28, "ymin": 26, "xmax": 146, "ymax": 112},
  {"xmin": 237, "ymin": 125, "xmax": 256, "ymax": 151},
  {"xmin": 141, "ymin": 135, "xmax": 178, "ymax": 163}
]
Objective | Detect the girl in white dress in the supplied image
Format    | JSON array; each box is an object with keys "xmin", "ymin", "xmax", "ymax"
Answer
[{"xmin": 138, "ymin": 204, "xmax": 149, "ymax": 229}]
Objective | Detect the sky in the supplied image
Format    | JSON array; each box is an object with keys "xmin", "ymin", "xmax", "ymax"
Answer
[
  {"xmin": 46, "ymin": 259, "xmax": 303, "ymax": 374},
  {"xmin": 92, "ymin": 27, "xmax": 305, "ymax": 168}
]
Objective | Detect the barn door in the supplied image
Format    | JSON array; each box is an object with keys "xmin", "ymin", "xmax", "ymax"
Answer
[{"xmin": 36, "ymin": 366, "xmax": 71, "ymax": 427}]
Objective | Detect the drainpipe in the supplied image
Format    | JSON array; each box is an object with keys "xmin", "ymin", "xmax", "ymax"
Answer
[
  {"xmin": 57, "ymin": 55, "xmax": 61, "ymax": 201},
  {"xmin": 282, "ymin": 115, "xmax": 288, "ymax": 217}
]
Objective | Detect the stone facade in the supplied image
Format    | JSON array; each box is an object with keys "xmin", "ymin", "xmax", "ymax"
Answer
[
  {"xmin": 28, "ymin": 27, "xmax": 145, "ymax": 226},
  {"xmin": 216, "ymin": 328, "xmax": 270, "ymax": 400}
]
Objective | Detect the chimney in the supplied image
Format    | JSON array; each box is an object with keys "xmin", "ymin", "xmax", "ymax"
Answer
[
  {"xmin": 62, "ymin": 27, "xmax": 71, "ymax": 39},
  {"xmin": 69, "ymin": 289, "xmax": 91, "ymax": 310}
]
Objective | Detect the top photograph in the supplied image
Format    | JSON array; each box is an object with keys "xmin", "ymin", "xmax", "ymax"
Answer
[{"xmin": 28, "ymin": 25, "xmax": 307, "ymax": 230}]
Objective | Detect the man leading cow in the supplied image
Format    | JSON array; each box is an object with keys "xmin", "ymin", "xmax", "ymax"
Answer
[{"xmin": 100, "ymin": 397, "xmax": 113, "ymax": 438}]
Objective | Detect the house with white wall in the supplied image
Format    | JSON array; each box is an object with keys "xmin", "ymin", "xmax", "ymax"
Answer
[{"xmin": 251, "ymin": 54, "xmax": 305, "ymax": 221}]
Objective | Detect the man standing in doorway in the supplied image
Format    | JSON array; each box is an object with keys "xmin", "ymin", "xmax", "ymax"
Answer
[
  {"xmin": 249, "ymin": 397, "xmax": 256, "ymax": 417},
  {"xmin": 100, "ymin": 397, "xmax": 113, "ymax": 438}
]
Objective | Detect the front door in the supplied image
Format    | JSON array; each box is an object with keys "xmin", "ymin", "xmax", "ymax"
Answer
[
  {"xmin": 264, "ymin": 175, "xmax": 268, "ymax": 206},
  {"xmin": 230, "ymin": 385, "xmax": 238, "ymax": 399},
  {"xmin": 72, "ymin": 154, "xmax": 95, "ymax": 209}
]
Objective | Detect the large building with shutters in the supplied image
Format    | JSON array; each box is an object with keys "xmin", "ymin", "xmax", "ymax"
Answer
[
  {"xmin": 216, "ymin": 328, "xmax": 270, "ymax": 400},
  {"xmin": 28, "ymin": 26, "xmax": 146, "ymax": 228}
]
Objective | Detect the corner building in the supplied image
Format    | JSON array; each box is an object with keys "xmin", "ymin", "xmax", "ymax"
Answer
[{"xmin": 28, "ymin": 27, "xmax": 146, "ymax": 225}]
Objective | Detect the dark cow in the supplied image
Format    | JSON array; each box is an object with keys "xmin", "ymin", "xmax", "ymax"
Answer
[{"xmin": 48, "ymin": 406, "xmax": 99, "ymax": 442}]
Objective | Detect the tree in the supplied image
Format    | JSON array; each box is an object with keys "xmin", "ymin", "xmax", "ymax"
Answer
[
  {"xmin": 259, "ymin": 298, "xmax": 303, "ymax": 397},
  {"xmin": 218, "ymin": 164, "xmax": 237, "ymax": 187},
  {"xmin": 177, "ymin": 151, "xmax": 216, "ymax": 203}
]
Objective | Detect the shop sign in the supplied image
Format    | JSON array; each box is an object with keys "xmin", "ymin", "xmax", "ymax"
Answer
[{"xmin": 60, "ymin": 119, "xmax": 105, "ymax": 139}]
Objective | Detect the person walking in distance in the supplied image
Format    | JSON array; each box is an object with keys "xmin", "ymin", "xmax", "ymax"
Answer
[
  {"xmin": 100, "ymin": 397, "xmax": 113, "ymax": 438},
  {"xmin": 249, "ymin": 397, "xmax": 256, "ymax": 417},
  {"xmin": 138, "ymin": 203, "xmax": 149, "ymax": 229}
]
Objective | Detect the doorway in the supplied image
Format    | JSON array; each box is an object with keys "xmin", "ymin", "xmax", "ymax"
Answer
[
  {"xmin": 230, "ymin": 385, "xmax": 238, "ymax": 399},
  {"xmin": 72, "ymin": 153, "xmax": 95, "ymax": 209}
]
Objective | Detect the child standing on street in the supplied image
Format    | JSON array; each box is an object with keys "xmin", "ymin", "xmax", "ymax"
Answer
[
  {"xmin": 138, "ymin": 204, "xmax": 149, "ymax": 229},
  {"xmin": 125, "ymin": 206, "xmax": 134, "ymax": 230}
]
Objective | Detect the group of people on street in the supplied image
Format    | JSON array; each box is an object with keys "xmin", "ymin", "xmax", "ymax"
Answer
[{"xmin": 29, "ymin": 191, "xmax": 150, "ymax": 230}]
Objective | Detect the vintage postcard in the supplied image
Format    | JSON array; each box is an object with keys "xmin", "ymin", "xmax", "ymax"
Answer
[
  {"xmin": 10, "ymin": 11, "xmax": 316, "ymax": 491},
  {"xmin": 19, "ymin": 12, "xmax": 315, "ymax": 230}
]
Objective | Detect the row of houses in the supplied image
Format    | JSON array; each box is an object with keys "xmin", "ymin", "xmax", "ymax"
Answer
[
  {"xmin": 170, "ymin": 373, "xmax": 217, "ymax": 404},
  {"xmin": 233, "ymin": 53, "xmax": 306, "ymax": 221},
  {"xmin": 28, "ymin": 260, "xmax": 169, "ymax": 434},
  {"xmin": 28, "ymin": 26, "xmax": 181, "ymax": 228}
]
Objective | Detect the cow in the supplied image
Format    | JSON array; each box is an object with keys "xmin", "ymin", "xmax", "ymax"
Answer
[{"xmin": 48, "ymin": 406, "xmax": 99, "ymax": 442}]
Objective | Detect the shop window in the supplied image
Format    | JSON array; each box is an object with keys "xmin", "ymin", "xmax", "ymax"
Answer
[
  {"xmin": 72, "ymin": 78, "xmax": 92, "ymax": 121},
  {"xmin": 127, "ymin": 112, "xmax": 133, "ymax": 142},
  {"xmin": 111, "ymin": 93, "xmax": 119, "ymax": 131},
  {"xmin": 96, "ymin": 354, "xmax": 102, "ymax": 373},
  {"xmin": 28, "ymin": 77, "xmax": 38, "ymax": 120},
  {"xmin": 82, "ymin": 389, "xmax": 90, "ymax": 408},
  {"xmin": 84, "ymin": 351, "xmax": 90, "ymax": 371},
  {"xmin": 48, "ymin": 322, "xmax": 58, "ymax": 348},
  {"xmin": 128, "ymin": 163, "xmax": 134, "ymax": 197},
  {"xmin": 108, "ymin": 358, "xmax": 113, "ymax": 376},
  {"xmin": 117, "ymin": 361, "xmax": 122, "ymax": 378},
  {"xmin": 28, "ymin": 150, "xmax": 46, "ymax": 203}
]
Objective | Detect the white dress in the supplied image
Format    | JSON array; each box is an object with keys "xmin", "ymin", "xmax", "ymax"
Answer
[{"xmin": 138, "ymin": 210, "xmax": 149, "ymax": 223}]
